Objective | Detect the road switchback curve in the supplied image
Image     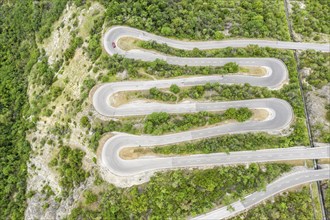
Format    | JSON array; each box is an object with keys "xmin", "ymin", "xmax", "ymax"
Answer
[{"xmin": 93, "ymin": 26, "xmax": 329, "ymax": 219}]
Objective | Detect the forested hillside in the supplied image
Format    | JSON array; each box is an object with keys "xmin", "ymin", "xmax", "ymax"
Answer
[
  {"xmin": 68, "ymin": 164, "xmax": 291, "ymax": 219},
  {"xmin": 290, "ymin": 0, "xmax": 329, "ymax": 41},
  {"xmin": 100, "ymin": 0, "xmax": 290, "ymax": 40},
  {"xmin": 0, "ymin": 0, "xmax": 68, "ymax": 218},
  {"xmin": 232, "ymin": 187, "xmax": 315, "ymax": 219},
  {"xmin": 0, "ymin": 1, "xmax": 37, "ymax": 217}
]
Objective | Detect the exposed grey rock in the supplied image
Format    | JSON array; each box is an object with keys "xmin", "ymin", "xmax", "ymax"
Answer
[
  {"xmin": 305, "ymin": 84, "xmax": 330, "ymax": 140},
  {"xmin": 116, "ymin": 69, "xmax": 129, "ymax": 80}
]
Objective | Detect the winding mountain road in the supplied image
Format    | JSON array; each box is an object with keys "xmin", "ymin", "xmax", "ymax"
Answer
[
  {"xmin": 103, "ymin": 135, "xmax": 329, "ymax": 176},
  {"xmin": 94, "ymin": 26, "xmax": 330, "ymax": 219},
  {"xmin": 192, "ymin": 168, "xmax": 330, "ymax": 220},
  {"xmin": 104, "ymin": 26, "xmax": 330, "ymax": 59}
]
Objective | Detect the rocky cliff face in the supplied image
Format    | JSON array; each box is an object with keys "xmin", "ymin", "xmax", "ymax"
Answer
[{"xmin": 25, "ymin": 3, "xmax": 105, "ymax": 219}]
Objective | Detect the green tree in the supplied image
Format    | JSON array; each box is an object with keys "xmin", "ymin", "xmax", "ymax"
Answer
[
  {"xmin": 170, "ymin": 84, "xmax": 180, "ymax": 94},
  {"xmin": 83, "ymin": 190, "xmax": 98, "ymax": 205},
  {"xmin": 161, "ymin": 26, "xmax": 173, "ymax": 36},
  {"xmin": 80, "ymin": 116, "xmax": 90, "ymax": 128},
  {"xmin": 214, "ymin": 31, "xmax": 224, "ymax": 40}
]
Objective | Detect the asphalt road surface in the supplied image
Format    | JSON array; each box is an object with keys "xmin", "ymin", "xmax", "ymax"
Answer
[
  {"xmin": 96, "ymin": 26, "xmax": 330, "ymax": 219},
  {"xmin": 104, "ymin": 26, "xmax": 330, "ymax": 58},
  {"xmin": 102, "ymin": 135, "xmax": 329, "ymax": 176}
]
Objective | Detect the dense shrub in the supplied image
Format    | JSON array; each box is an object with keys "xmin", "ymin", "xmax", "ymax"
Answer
[
  {"xmin": 291, "ymin": 0, "xmax": 329, "ymax": 38},
  {"xmin": 68, "ymin": 163, "xmax": 291, "ymax": 219},
  {"xmin": 102, "ymin": 0, "xmax": 290, "ymax": 40},
  {"xmin": 0, "ymin": 1, "xmax": 68, "ymax": 217},
  {"xmin": 232, "ymin": 187, "xmax": 314, "ymax": 219},
  {"xmin": 49, "ymin": 146, "xmax": 88, "ymax": 196},
  {"xmin": 299, "ymin": 50, "xmax": 330, "ymax": 88},
  {"xmin": 144, "ymin": 108, "xmax": 252, "ymax": 135}
]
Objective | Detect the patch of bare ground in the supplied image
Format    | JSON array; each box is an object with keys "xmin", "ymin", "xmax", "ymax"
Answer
[
  {"xmin": 271, "ymin": 159, "xmax": 316, "ymax": 168},
  {"xmin": 119, "ymin": 147, "xmax": 156, "ymax": 160},
  {"xmin": 109, "ymin": 90, "xmax": 175, "ymax": 107},
  {"xmin": 117, "ymin": 37, "xmax": 141, "ymax": 51},
  {"xmin": 251, "ymin": 109, "xmax": 269, "ymax": 121},
  {"xmin": 239, "ymin": 66, "xmax": 267, "ymax": 76},
  {"xmin": 271, "ymin": 160, "xmax": 308, "ymax": 167},
  {"xmin": 319, "ymin": 158, "xmax": 330, "ymax": 164},
  {"xmin": 109, "ymin": 91, "xmax": 129, "ymax": 107}
]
